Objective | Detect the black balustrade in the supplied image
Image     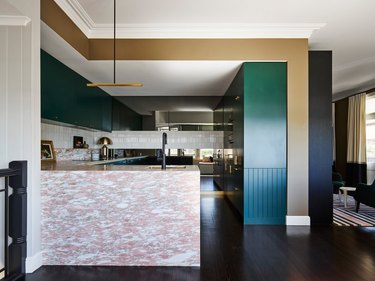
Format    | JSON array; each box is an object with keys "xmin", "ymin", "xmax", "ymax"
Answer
[{"xmin": 0, "ymin": 161, "xmax": 27, "ymax": 281}]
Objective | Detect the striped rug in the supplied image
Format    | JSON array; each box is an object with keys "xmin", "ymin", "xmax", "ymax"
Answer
[{"xmin": 333, "ymin": 194, "xmax": 375, "ymax": 226}]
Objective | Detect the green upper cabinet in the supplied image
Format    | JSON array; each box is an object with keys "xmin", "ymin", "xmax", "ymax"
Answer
[
  {"xmin": 41, "ymin": 50, "xmax": 112, "ymax": 132},
  {"xmin": 112, "ymin": 98, "xmax": 142, "ymax": 131}
]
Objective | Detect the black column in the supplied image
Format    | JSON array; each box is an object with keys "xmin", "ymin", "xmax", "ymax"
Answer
[{"xmin": 308, "ymin": 51, "xmax": 333, "ymax": 225}]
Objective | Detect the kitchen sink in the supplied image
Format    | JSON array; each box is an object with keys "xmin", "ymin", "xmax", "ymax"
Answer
[{"xmin": 147, "ymin": 165, "xmax": 186, "ymax": 169}]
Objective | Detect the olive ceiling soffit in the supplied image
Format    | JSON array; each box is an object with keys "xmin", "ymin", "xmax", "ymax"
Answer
[
  {"xmin": 54, "ymin": 0, "xmax": 325, "ymax": 39},
  {"xmin": 0, "ymin": 0, "xmax": 31, "ymax": 26}
]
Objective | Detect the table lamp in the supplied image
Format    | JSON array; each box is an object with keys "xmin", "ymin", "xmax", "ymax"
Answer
[{"xmin": 97, "ymin": 137, "xmax": 113, "ymax": 160}]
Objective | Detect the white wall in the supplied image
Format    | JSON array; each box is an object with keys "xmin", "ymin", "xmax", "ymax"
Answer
[
  {"xmin": 0, "ymin": 0, "xmax": 41, "ymax": 273},
  {"xmin": 41, "ymin": 123, "xmax": 224, "ymax": 150}
]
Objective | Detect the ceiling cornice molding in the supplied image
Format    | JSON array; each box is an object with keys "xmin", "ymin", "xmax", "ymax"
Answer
[
  {"xmin": 0, "ymin": 15, "xmax": 31, "ymax": 26},
  {"xmin": 54, "ymin": 0, "xmax": 94, "ymax": 36},
  {"xmin": 89, "ymin": 23, "xmax": 325, "ymax": 39},
  {"xmin": 54, "ymin": 0, "xmax": 325, "ymax": 39}
]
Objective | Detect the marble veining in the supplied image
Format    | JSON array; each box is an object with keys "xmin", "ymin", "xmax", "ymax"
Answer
[
  {"xmin": 41, "ymin": 170, "xmax": 200, "ymax": 266},
  {"xmin": 54, "ymin": 148, "xmax": 93, "ymax": 161}
]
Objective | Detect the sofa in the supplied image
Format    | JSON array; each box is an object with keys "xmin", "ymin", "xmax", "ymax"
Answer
[{"xmin": 354, "ymin": 181, "xmax": 375, "ymax": 212}]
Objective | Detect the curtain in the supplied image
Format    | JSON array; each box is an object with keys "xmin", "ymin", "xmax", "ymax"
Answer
[
  {"xmin": 347, "ymin": 93, "xmax": 367, "ymax": 186},
  {"xmin": 332, "ymin": 103, "xmax": 336, "ymax": 168}
]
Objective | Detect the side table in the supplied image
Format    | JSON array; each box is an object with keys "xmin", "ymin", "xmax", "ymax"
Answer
[{"xmin": 339, "ymin": 186, "xmax": 356, "ymax": 208}]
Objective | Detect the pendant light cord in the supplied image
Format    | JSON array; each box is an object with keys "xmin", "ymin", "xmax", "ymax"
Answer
[
  {"xmin": 113, "ymin": 0, "xmax": 116, "ymax": 84},
  {"xmin": 86, "ymin": 0, "xmax": 142, "ymax": 87}
]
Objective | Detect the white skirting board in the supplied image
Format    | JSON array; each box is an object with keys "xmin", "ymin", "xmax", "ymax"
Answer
[
  {"xmin": 26, "ymin": 251, "xmax": 42, "ymax": 273},
  {"xmin": 286, "ymin": 216, "xmax": 311, "ymax": 225}
]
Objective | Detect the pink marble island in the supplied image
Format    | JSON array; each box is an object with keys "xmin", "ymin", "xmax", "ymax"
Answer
[{"xmin": 41, "ymin": 161, "xmax": 200, "ymax": 266}]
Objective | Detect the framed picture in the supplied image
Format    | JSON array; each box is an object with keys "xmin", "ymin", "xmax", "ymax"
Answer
[
  {"xmin": 41, "ymin": 140, "xmax": 56, "ymax": 162},
  {"xmin": 73, "ymin": 136, "xmax": 83, "ymax": 148}
]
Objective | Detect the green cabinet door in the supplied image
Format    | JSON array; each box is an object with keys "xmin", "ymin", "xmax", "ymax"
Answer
[
  {"xmin": 223, "ymin": 65, "xmax": 245, "ymax": 216},
  {"xmin": 41, "ymin": 50, "xmax": 112, "ymax": 132},
  {"xmin": 243, "ymin": 62, "xmax": 287, "ymax": 225}
]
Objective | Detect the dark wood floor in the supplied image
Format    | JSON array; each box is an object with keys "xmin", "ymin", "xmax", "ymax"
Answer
[
  {"xmin": 25, "ymin": 182, "xmax": 375, "ymax": 281},
  {"xmin": 200, "ymin": 176, "xmax": 220, "ymax": 191}
]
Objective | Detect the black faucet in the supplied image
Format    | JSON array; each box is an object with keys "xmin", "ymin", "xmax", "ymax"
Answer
[{"xmin": 162, "ymin": 132, "xmax": 167, "ymax": 170}]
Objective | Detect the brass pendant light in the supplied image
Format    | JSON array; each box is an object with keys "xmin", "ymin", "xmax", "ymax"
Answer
[{"xmin": 87, "ymin": 0, "xmax": 143, "ymax": 87}]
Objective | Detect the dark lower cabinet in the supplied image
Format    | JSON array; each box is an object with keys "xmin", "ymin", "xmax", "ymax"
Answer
[
  {"xmin": 214, "ymin": 99, "xmax": 224, "ymax": 189},
  {"xmin": 223, "ymin": 66, "xmax": 245, "ymax": 216}
]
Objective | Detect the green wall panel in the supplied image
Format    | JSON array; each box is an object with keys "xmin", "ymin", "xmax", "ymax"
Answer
[
  {"xmin": 243, "ymin": 62, "xmax": 287, "ymax": 225},
  {"xmin": 41, "ymin": 50, "xmax": 112, "ymax": 132},
  {"xmin": 243, "ymin": 62, "xmax": 287, "ymax": 168}
]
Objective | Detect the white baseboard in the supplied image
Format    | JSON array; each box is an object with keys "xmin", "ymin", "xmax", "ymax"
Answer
[
  {"xmin": 286, "ymin": 216, "xmax": 311, "ymax": 225},
  {"xmin": 26, "ymin": 251, "xmax": 42, "ymax": 273}
]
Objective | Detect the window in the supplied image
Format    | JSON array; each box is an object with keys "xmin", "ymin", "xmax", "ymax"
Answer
[
  {"xmin": 199, "ymin": 149, "xmax": 214, "ymax": 159},
  {"xmin": 183, "ymin": 149, "xmax": 197, "ymax": 158},
  {"xmin": 366, "ymin": 94, "xmax": 375, "ymax": 163}
]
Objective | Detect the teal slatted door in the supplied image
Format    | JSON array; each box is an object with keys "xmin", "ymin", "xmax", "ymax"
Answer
[
  {"xmin": 243, "ymin": 62, "xmax": 287, "ymax": 225},
  {"xmin": 244, "ymin": 168, "xmax": 287, "ymax": 224}
]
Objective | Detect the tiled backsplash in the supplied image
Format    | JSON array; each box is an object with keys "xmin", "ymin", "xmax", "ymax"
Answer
[
  {"xmin": 55, "ymin": 148, "xmax": 93, "ymax": 161},
  {"xmin": 98, "ymin": 131, "xmax": 224, "ymax": 149},
  {"xmin": 42, "ymin": 123, "xmax": 224, "ymax": 160},
  {"xmin": 41, "ymin": 123, "xmax": 96, "ymax": 148}
]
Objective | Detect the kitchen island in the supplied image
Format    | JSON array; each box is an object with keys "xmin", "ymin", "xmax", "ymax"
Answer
[{"xmin": 41, "ymin": 160, "xmax": 200, "ymax": 266}]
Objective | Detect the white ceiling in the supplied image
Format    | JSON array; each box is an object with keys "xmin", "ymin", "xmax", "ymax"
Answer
[
  {"xmin": 115, "ymin": 96, "xmax": 223, "ymax": 115},
  {"xmin": 41, "ymin": 22, "xmax": 243, "ymax": 98},
  {"xmin": 46, "ymin": 0, "xmax": 375, "ymax": 100}
]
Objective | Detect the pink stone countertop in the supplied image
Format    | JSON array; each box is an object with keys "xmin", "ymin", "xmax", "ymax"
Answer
[
  {"xmin": 41, "ymin": 169, "xmax": 200, "ymax": 266},
  {"xmin": 41, "ymin": 159, "xmax": 200, "ymax": 172}
]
